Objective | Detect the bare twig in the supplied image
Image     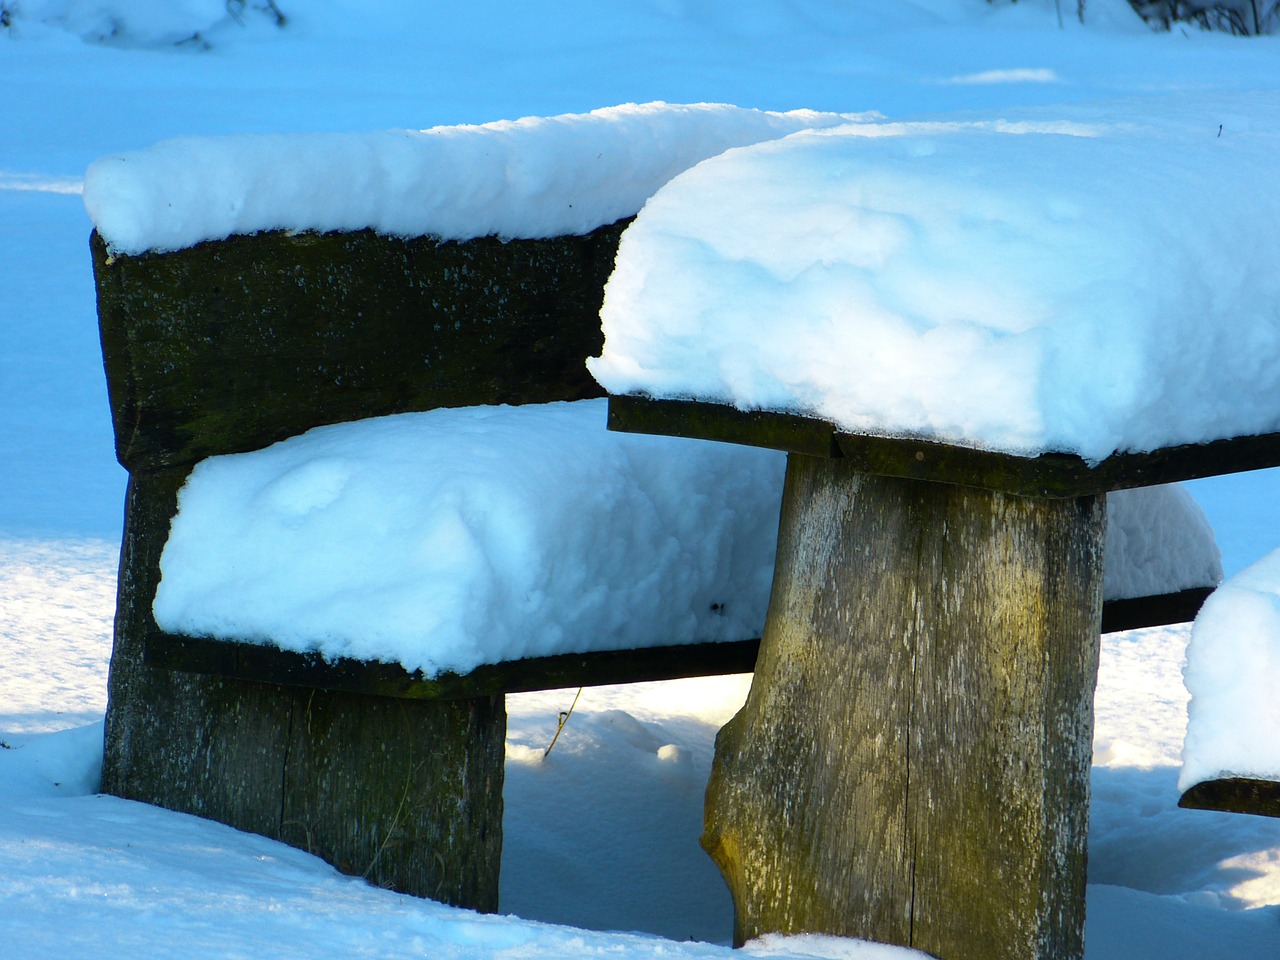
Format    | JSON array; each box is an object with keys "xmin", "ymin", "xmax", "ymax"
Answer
[{"xmin": 544, "ymin": 687, "xmax": 584, "ymax": 757}]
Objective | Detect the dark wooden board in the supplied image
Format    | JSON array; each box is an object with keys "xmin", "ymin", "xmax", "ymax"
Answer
[
  {"xmin": 143, "ymin": 633, "xmax": 763, "ymax": 699},
  {"xmin": 1099, "ymin": 587, "xmax": 1214, "ymax": 634},
  {"xmin": 141, "ymin": 587, "xmax": 1209, "ymax": 700},
  {"xmin": 1179, "ymin": 777, "xmax": 1280, "ymax": 818},
  {"xmin": 608, "ymin": 395, "xmax": 1280, "ymax": 498},
  {"xmin": 93, "ymin": 222, "xmax": 626, "ymax": 473}
]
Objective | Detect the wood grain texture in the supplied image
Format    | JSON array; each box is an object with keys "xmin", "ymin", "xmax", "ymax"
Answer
[
  {"xmin": 608, "ymin": 394, "xmax": 1280, "ymax": 497},
  {"xmin": 93, "ymin": 223, "xmax": 624, "ymax": 473},
  {"xmin": 142, "ymin": 633, "xmax": 764, "ymax": 699},
  {"xmin": 101, "ymin": 470, "xmax": 505, "ymax": 909},
  {"xmin": 1179, "ymin": 778, "xmax": 1280, "ymax": 818},
  {"xmin": 702, "ymin": 455, "xmax": 1105, "ymax": 960},
  {"xmin": 138, "ymin": 587, "xmax": 1208, "ymax": 700}
]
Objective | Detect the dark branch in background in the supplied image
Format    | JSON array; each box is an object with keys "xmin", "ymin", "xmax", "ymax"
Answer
[
  {"xmin": 1128, "ymin": 0, "xmax": 1280, "ymax": 33},
  {"xmin": 989, "ymin": 0, "xmax": 1280, "ymax": 33},
  {"xmin": 225, "ymin": 1, "xmax": 287, "ymax": 29},
  {"xmin": 987, "ymin": 1, "xmax": 1094, "ymax": 25},
  {"xmin": 175, "ymin": 1, "xmax": 285, "ymax": 48}
]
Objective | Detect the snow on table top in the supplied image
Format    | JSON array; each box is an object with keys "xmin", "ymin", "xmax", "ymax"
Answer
[
  {"xmin": 153, "ymin": 399, "xmax": 1220, "ymax": 676},
  {"xmin": 587, "ymin": 95, "xmax": 1280, "ymax": 464},
  {"xmin": 82, "ymin": 102, "xmax": 860, "ymax": 255},
  {"xmin": 1181, "ymin": 548, "xmax": 1280, "ymax": 790}
]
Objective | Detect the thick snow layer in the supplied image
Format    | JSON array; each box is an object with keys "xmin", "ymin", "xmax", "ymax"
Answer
[
  {"xmin": 1180, "ymin": 548, "xmax": 1280, "ymax": 790},
  {"xmin": 153, "ymin": 400, "xmax": 784, "ymax": 675},
  {"xmin": 1105, "ymin": 486, "xmax": 1221, "ymax": 602},
  {"xmin": 152, "ymin": 399, "xmax": 1219, "ymax": 672},
  {"xmin": 82, "ymin": 102, "xmax": 860, "ymax": 255},
  {"xmin": 588, "ymin": 98, "xmax": 1280, "ymax": 463}
]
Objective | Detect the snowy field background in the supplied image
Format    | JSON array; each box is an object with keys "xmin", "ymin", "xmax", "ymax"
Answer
[{"xmin": 3, "ymin": 1, "xmax": 1280, "ymax": 957}]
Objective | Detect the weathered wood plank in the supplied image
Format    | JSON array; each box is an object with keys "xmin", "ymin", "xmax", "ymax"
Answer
[
  {"xmin": 607, "ymin": 394, "xmax": 1280, "ymax": 498},
  {"xmin": 139, "ymin": 586, "xmax": 1205, "ymax": 700},
  {"xmin": 101, "ymin": 469, "xmax": 505, "ymax": 909},
  {"xmin": 607, "ymin": 393, "xmax": 840, "ymax": 460},
  {"xmin": 701, "ymin": 454, "xmax": 1104, "ymax": 960},
  {"xmin": 1179, "ymin": 778, "xmax": 1280, "ymax": 818},
  {"xmin": 93, "ymin": 223, "xmax": 626, "ymax": 473},
  {"xmin": 1099, "ymin": 587, "xmax": 1213, "ymax": 634},
  {"xmin": 142, "ymin": 633, "xmax": 763, "ymax": 699}
]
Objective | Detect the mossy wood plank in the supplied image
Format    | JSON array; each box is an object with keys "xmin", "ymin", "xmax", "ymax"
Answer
[
  {"xmin": 607, "ymin": 393, "xmax": 841, "ymax": 460},
  {"xmin": 702, "ymin": 455, "xmax": 1104, "ymax": 960},
  {"xmin": 93, "ymin": 223, "xmax": 626, "ymax": 472},
  {"xmin": 140, "ymin": 586, "xmax": 1204, "ymax": 700},
  {"xmin": 1179, "ymin": 778, "xmax": 1280, "ymax": 818},
  {"xmin": 608, "ymin": 395, "xmax": 1280, "ymax": 497},
  {"xmin": 101, "ymin": 469, "xmax": 505, "ymax": 909},
  {"xmin": 142, "ymin": 633, "xmax": 762, "ymax": 699}
]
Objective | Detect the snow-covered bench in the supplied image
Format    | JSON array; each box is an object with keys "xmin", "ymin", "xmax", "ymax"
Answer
[
  {"xmin": 1179, "ymin": 551, "xmax": 1280, "ymax": 819},
  {"xmin": 88, "ymin": 104, "xmax": 1232, "ymax": 922},
  {"xmin": 84, "ymin": 103, "xmax": 865, "ymax": 910}
]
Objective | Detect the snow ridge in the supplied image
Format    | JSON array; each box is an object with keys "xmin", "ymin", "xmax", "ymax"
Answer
[{"xmin": 83, "ymin": 102, "xmax": 862, "ymax": 254}]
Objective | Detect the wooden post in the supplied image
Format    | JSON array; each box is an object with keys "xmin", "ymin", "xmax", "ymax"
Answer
[
  {"xmin": 101, "ymin": 470, "xmax": 505, "ymax": 908},
  {"xmin": 702, "ymin": 454, "xmax": 1106, "ymax": 960}
]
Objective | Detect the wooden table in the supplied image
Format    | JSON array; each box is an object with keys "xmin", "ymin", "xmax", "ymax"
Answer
[{"xmin": 608, "ymin": 394, "xmax": 1280, "ymax": 960}]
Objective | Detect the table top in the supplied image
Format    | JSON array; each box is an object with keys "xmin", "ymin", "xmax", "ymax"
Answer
[{"xmin": 608, "ymin": 394, "xmax": 1280, "ymax": 499}]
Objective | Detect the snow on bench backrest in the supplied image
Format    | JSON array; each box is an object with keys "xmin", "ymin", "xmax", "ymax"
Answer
[{"xmin": 83, "ymin": 102, "xmax": 861, "ymax": 255}]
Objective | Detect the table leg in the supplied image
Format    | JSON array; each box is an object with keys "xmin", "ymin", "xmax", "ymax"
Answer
[{"xmin": 703, "ymin": 454, "xmax": 1105, "ymax": 960}]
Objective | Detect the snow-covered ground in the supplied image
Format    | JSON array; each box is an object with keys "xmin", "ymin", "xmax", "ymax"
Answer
[{"xmin": 3, "ymin": 1, "xmax": 1280, "ymax": 958}]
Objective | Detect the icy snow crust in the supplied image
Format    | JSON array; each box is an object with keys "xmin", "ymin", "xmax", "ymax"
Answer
[
  {"xmin": 1181, "ymin": 548, "xmax": 1280, "ymax": 790},
  {"xmin": 82, "ymin": 102, "xmax": 859, "ymax": 255},
  {"xmin": 153, "ymin": 399, "xmax": 1219, "ymax": 676},
  {"xmin": 589, "ymin": 99, "xmax": 1280, "ymax": 463}
]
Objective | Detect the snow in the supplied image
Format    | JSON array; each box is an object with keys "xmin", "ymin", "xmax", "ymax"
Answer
[
  {"xmin": 153, "ymin": 400, "xmax": 784, "ymax": 674},
  {"xmin": 588, "ymin": 98, "xmax": 1280, "ymax": 463},
  {"xmin": 83, "ymin": 103, "xmax": 861, "ymax": 255},
  {"xmin": 152, "ymin": 398, "xmax": 1218, "ymax": 672},
  {"xmin": 1104, "ymin": 486, "xmax": 1221, "ymax": 602},
  {"xmin": 1180, "ymin": 548, "xmax": 1280, "ymax": 790},
  {"xmin": 4, "ymin": 0, "xmax": 1280, "ymax": 958}
]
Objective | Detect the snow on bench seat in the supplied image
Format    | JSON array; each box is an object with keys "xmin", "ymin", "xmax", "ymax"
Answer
[
  {"xmin": 1180, "ymin": 549, "xmax": 1280, "ymax": 818},
  {"xmin": 153, "ymin": 398, "xmax": 1221, "ymax": 679},
  {"xmin": 153, "ymin": 399, "xmax": 784, "ymax": 678}
]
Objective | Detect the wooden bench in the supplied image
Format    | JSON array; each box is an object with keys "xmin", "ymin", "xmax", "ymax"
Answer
[{"xmin": 94, "ymin": 222, "xmax": 1225, "ymax": 918}]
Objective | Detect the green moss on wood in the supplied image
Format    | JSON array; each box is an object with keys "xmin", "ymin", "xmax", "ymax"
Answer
[
  {"xmin": 702, "ymin": 457, "xmax": 1104, "ymax": 960},
  {"xmin": 93, "ymin": 223, "xmax": 626, "ymax": 472}
]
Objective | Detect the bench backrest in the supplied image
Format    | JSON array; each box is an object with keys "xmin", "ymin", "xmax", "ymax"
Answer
[{"xmin": 93, "ymin": 223, "xmax": 626, "ymax": 473}]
